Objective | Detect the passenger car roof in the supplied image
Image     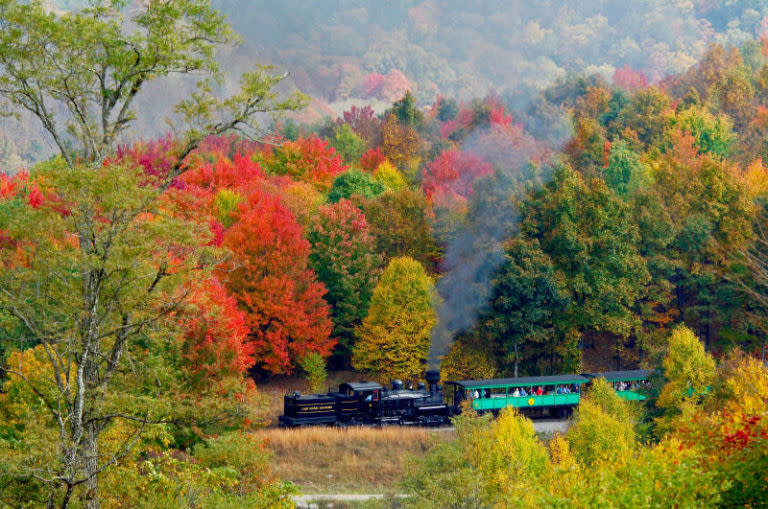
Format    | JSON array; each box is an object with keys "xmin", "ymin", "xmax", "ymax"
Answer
[
  {"xmin": 448, "ymin": 374, "xmax": 588, "ymax": 388},
  {"xmin": 582, "ymin": 370, "xmax": 651, "ymax": 381}
]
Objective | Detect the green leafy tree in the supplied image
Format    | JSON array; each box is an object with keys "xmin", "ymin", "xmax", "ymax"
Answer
[
  {"xmin": 327, "ymin": 168, "xmax": 385, "ymax": 203},
  {"xmin": 299, "ymin": 352, "xmax": 327, "ymax": 393},
  {"xmin": 390, "ymin": 90, "xmax": 424, "ymax": 129},
  {"xmin": 0, "ymin": 0, "xmax": 305, "ymax": 170},
  {"xmin": 605, "ymin": 87, "xmax": 671, "ymax": 149},
  {"xmin": 330, "ymin": 123, "xmax": 365, "ymax": 163},
  {"xmin": 352, "ymin": 257, "xmax": 436, "ymax": 381},
  {"xmin": 307, "ymin": 199, "xmax": 381, "ymax": 364},
  {"xmin": 667, "ymin": 106, "xmax": 735, "ymax": 158},
  {"xmin": 654, "ymin": 132, "xmax": 753, "ymax": 347},
  {"xmin": 0, "ymin": 1, "xmax": 304, "ymax": 507},
  {"xmin": 0, "ymin": 162, "xmax": 248, "ymax": 507},
  {"xmin": 522, "ymin": 165, "xmax": 650, "ymax": 368},
  {"xmin": 603, "ymin": 139, "xmax": 651, "ymax": 198},
  {"xmin": 476, "ymin": 238, "xmax": 573, "ymax": 377}
]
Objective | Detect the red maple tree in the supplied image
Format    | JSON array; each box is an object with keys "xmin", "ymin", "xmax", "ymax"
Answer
[
  {"xmin": 421, "ymin": 149, "xmax": 493, "ymax": 205},
  {"xmin": 178, "ymin": 278, "xmax": 255, "ymax": 385},
  {"xmin": 219, "ymin": 187, "xmax": 335, "ymax": 374},
  {"xmin": 261, "ymin": 136, "xmax": 347, "ymax": 192}
]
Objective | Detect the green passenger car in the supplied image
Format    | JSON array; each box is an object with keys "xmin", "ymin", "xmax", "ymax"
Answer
[
  {"xmin": 582, "ymin": 370, "xmax": 651, "ymax": 401},
  {"xmin": 447, "ymin": 375, "xmax": 589, "ymax": 418}
]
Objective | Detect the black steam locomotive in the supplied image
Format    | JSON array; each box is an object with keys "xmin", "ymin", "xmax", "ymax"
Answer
[{"xmin": 279, "ymin": 370, "xmax": 451, "ymax": 427}]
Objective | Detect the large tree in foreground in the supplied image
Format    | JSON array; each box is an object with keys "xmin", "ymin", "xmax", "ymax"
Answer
[
  {"xmin": 0, "ymin": 162, "xmax": 228, "ymax": 507},
  {"xmin": 0, "ymin": 1, "xmax": 304, "ymax": 507}
]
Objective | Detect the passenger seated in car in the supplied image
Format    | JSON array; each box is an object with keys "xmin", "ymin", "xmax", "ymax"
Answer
[
  {"xmin": 512, "ymin": 388, "xmax": 520, "ymax": 397},
  {"xmin": 519, "ymin": 387, "xmax": 528, "ymax": 396},
  {"xmin": 535, "ymin": 386, "xmax": 543, "ymax": 396}
]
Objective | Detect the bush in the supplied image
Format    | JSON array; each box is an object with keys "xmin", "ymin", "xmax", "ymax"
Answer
[{"xmin": 299, "ymin": 352, "xmax": 327, "ymax": 393}]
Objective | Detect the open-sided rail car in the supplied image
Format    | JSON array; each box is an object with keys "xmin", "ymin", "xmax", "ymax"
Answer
[
  {"xmin": 447, "ymin": 374, "xmax": 588, "ymax": 418},
  {"xmin": 582, "ymin": 370, "xmax": 651, "ymax": 401}
]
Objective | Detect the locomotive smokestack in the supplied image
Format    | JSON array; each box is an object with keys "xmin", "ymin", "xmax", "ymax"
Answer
[{"xmin": 425, "ymin": 369, "xmax": 440, "ymax": 393}]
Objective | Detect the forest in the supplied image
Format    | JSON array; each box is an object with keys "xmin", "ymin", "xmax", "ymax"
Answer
[{"xmin": 1, "ymin": 0, "xmax": 768, "ymax": 508}]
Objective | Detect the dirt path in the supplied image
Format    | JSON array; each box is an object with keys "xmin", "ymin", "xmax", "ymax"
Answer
[
  {"xmin": 429, "ymin": 419, "xmax": 570, "ymax": 434},
  {"xmin": 532, "ymin": 419, "xmax": 570, "ymax": 434}
]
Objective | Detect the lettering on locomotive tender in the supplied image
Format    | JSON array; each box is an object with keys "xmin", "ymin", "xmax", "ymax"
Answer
[{"xmin": 299, "ymin": 405, "xmax": 335, "ymax": 412}]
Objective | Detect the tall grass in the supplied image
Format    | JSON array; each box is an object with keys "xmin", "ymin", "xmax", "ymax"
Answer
[{"xmin": 256, "ymin": 426, "xmax": 450, "ymax": 494}]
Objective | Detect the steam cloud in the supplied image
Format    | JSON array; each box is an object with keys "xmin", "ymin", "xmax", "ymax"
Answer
[{"xmin": 427, "ymin": 111, "xmax": 569, "ymax": 368}]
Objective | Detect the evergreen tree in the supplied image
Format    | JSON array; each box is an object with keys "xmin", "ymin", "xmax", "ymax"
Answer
[{"xmin": 476, "ymin": 238, "xmax": 573, "ymax": 376}]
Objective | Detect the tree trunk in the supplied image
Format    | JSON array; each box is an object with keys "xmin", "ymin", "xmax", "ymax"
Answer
[
  {"xmin": 514, "ymin": 341, "xmax": 518, "ymax": 378},
  {"xmin": 82, "ymin": 423, "xmax": 100, "ymax": 509},
  {"xmin": 705, "ymin": 308, "xmax": 711, "ymax": 349},
  {"xmin": 57, "ymin": 484, "xmax": 73, "ymax": 509}
]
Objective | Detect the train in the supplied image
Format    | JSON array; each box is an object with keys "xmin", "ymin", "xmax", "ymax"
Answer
[{"xmin": 278, "ymin": 369, "xmax": 651, "ymax": 427}]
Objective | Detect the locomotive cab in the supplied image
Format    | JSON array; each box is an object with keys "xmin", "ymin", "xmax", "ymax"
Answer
[{"xmin": 338, "ymin": 381, "xmax": 384, "ymax": 417}]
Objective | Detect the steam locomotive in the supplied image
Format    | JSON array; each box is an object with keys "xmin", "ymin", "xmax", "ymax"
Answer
[{"xmin": 279, "ymin": 370, "xmax": 452, "ymax": 427}]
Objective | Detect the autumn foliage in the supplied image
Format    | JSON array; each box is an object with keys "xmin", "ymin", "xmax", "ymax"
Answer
[
  {"xmin": 308, "ymin": 200, "xmax": 380, "ymax": 359},
  {"xmin": 421, "ymin": 149, "xmax": 493, "ymax": 205},
  {"xmin": 219, "ymin": 185, "xmax": 335, "ymax": 374},
  {"xmin": 352, "ymin": 257, "xmax": 436, "ymax": 381},
  {"xmin": 178, "ymin": 278, "xmax": 255, "ymax": 385},
  {"xmin": 260, "ymin": 136, "xmax": 347, "ymax": 191}
]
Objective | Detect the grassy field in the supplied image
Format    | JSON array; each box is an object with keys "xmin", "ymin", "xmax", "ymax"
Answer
[{"xmin": 256, "ymin": 426, "xmax": 453, "ymax": 495}]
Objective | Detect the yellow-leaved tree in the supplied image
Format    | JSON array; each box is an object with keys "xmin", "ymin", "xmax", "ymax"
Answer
[
  {"xmin": 657, "ymin": 325, "xmax": 716, "ymax": 422},
  {"xmin": 565, "ymin": 377, "xmax": 637, "ymax": 467},
  {"xmin": 352, "ymin": 257, "xmax": 436, "ymax": 381},
  {"xmin": 373, "ymin": 160, "xmax": 408, "ymax": 191}
]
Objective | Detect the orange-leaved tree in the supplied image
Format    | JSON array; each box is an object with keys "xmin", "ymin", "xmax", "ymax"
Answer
[
  {"xmin": 259, "ymin": 136, "xmax": 347, "ymax": 192},
  {"xmin": 176, "ymin": 278, "xmax": 255, "ymax": 386},
  {"xmin": 219, "ymin": 186, "xmax": 335, "ymax": 374}
]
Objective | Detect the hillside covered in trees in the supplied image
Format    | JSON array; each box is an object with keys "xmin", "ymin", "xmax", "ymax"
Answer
[
  {"xmin": 2, "ymin": 0, "xmax": 768, "ymax": 507},
  {"xmin": 5, "ymin": 0, "xmax": 768, "ymax": 170}
]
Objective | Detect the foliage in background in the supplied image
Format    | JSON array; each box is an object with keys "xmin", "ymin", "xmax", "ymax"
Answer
[
  {"xmin": 353, "ymin": 257, "xmax": 436, "ymax": 381},
  {"xmin": 328, "ymin": 168, "xmax": 385, "ymax": 203},
  {"xmin": 308, "ymin": 199, "xmax": 381, "ymax": 364},
  {"xmin": 299, "ymin": 352, "xmax": 328, "ymax": 393}
]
